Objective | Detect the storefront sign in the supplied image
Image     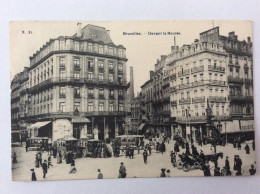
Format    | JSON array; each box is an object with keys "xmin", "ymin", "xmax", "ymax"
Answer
[{"xmin": 240, "ymin": 120, "xmax": 254, "ymax": 131}]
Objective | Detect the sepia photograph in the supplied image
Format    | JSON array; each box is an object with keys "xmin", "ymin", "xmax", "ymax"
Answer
[{"xmin": 10, "ymin": 20, "xmax": 256, "ymax": 181}]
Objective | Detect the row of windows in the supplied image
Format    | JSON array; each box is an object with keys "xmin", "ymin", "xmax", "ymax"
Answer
[
  {"xmin": 59, "ymin": 102, "xmax": 124, "ymax": 112},
  {"xmin": 59, "ymin": 40, "xmax": 124, "ymax": 57},
  {"xmin": 59, "ymin": 87, "xmax": 124, "ymax": 98},
  {"xmin": 59, "ymin": 57, "xmax": 123, "ymax": 71},
  {"xmin": 178, "ymin": 88, "xmax": 225, "ymax": 99}
]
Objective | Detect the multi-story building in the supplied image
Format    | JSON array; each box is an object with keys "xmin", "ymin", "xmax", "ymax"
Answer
[
  {"xmin": 168, "ymin": 27, "xmax": 253, "ymax": 142},
  {"xmin": 17, "ymin": 24, "xmax": 129, "ymax": 141},
  {"xmin": 140, "ymin": 26, "xmax": 254, "ymax": 142},
  {"xmin": 11, "ymin": 72, "xmax": 22, "ymax": 142},
  {"xmin": 130, "ymin": 93, "xmax": 142, "ymax": 134}
]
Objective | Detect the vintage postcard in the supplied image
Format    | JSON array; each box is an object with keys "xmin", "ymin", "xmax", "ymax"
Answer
[{"xmin": 10, "ymin": 21, "xmax": 255, "ymax": 181}]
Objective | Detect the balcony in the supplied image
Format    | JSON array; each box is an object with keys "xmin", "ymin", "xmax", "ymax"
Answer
[
  {"xmin": 109, "ymin": 68, "xmax": 114, "ymax": 73},
  {"xmin": 191, "ymin": 65, "xmax": 204, "ymax": 74},
  {"xmin": 209, "ymin": 96, "xmax": 226, "ymax": 102},
  {"xmin": 99, "ymin": 95, "xmax": 105, "ymax": 99},
  {"xmin": 169, "ymin": 86, "xmax": 176, "ymax": 93},
  {"xmin": 209, "ymin": 80, "xmax": 226, "ymax": 86},
  {"xmin": 59, "ymin": 94, "xmax": 66, "ymax": 98},
  {"xmin": 244, "ymin": 78, "xmax": 253, "ymax": 85},
  {"xmin": 179, "ymin": 98, "xmax": 191, "ymax": 105},
  {"xmin": 208, "ymin": 65, "xmax": 225, "ymax": 73},
  {"xmin": 244, "ymin": 96, "xmax": 254, "ymax": 102},
  {"xmin": 192, "ymin": 81, "xmax": 204, "ymax": 87},
  {"xmin": 176, "ymin": 115, "xmax": 207, "ymax": 123},
  {"xmin": 118, "ymin": 96, "xmax": 124, "ymax": 100},
  {"xmin": 178, "ymin": 69, "xmax": 190, "ymax": 77},
  {"xmin": 179, "ymin": 83, "xmax": 190, "ymax": 90},
  {"xmin": 88, "ymin": 67, "xmax": 94, "ymax": 72},
  {"xmin": 192, "ymin": 96, "xmax": 205, "ymax": 103},
  {"xmin": 88, "ymin": 94, "xmax": 94, "ymax": 99},
  {"xmin": 98, "ymin": 67, "xmax": 105, "ymax": 73},
  {"xmin": 227, "ymin": 76, "xmax": 243, "ymax": 84},
  {"xmin": 74, "ymin": 94, "xmax": 81, "ymax": 99},
  {"xmin": 228, "ymin": 95, "xmax": 244, "ymax": 101},
  {"xmin": 170, "ymin": 100, "xmax": 177, "ymax": 107},
  {"xmin": 169, "ymin": 73, "xmax": 176, "ymax": 81},
  {"xmin": 84, "ymin": 111, "xmax": 127, "ymax": 116}
]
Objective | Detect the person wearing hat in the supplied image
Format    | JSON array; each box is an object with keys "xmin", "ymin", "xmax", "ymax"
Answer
[
  {"xmin": 170, "ymin": 151, "xmax": 176, "ymax": 167},
  {"xmin": 166, "ymin": 169, "xmax": 171, "ymax": 177},
  {"xmin": 30, "ymin": 168, "xmax": 37, "ymax": 181},
  {"xmin": 97, "ymin": 169, "xmax": 103, "ymax": 179},
  {"xmin": 143, "ymin": 149, "xmax": 148, "ymax": 164},
  {"xmin": 249, "ymin": 164, "xmax": 256, "ymax": 175},
  {"xmin": 42, "ymin": 159, "xmax": 48, "ymax": 178},
  {"xmin": 160, "ymin": 168, "xmax": 166, "ymax": 177},
  {"xmin": 225, "ymin": 156, "xmax": 231, "ymax": 175},
  {"xmin": 118, "ymin": 162, "xmax": 127, "ymax": 178}
]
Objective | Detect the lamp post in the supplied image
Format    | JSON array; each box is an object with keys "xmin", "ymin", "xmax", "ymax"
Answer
[{"xmin": 224, "ymin": 121, "xmax": 227, "ymax": 145}]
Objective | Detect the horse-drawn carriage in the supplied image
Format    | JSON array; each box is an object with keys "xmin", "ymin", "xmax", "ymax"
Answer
[
  {"xmin": 115, "ymin": 135, "xmax": 144, "ymax": 150},
  {"xmin": 176, "ymin": 152, "xmax": 224, "ymax": 172},
  {"xmin": 76, "ymin": 139, "xmax": 110, "ymax": 157}
]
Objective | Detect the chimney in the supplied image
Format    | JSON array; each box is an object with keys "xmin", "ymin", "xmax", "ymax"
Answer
[
  {"xmin": 130, "ymin": 66, "xmax": 135, "ymax": 98},
  {"xmin": 228, "ymin": 31, "xmax": 235, "ymax": 38},
  {"xmin": 77, "ymin": 23, "xmax": 82, "ymax": 37},
  {"xmin": 247, "ymin": 37, "xmax": 251, "ymax": 43},
  {"xmin": 106, "ymin": 30, "xmax": 110, "ymax": 35},
  {"xmin": 150, "ymin": 71, "xmax": 154, "ymax": 79}
]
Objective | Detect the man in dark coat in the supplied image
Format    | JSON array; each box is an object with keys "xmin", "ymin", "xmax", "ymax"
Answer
[
  {"xmin": 170, "ymin": 151, "xmax": 176, "ymax": 167},
  {"xmin": 118, "ymin": 162, "xmax": 127, "ymax": 178},
  {"xmin": 129, "ymin": 147, "xmax": 134, "ymax": 159},
  {"xmin": 252, "ymin": 140, "xmax": 255, "ymax": 151},
  {"xmin": 238, "ymin": 141, "xmax": 241, "ymax": 150},
  {"xmin": 160, "ymin": 142, "xmax": 166, "ymax": 155},
  {"xmin": 249, "ymin": 165, "xmax": 256, "ymax": 175},
  {"xmin": 30, "ymin": 168, "xmax": 37, "ymax": 181},
  {"xmin": 42, "ymin": 160, "xmax": 48, "ymax": 178},
  {"xmin": 143, "ymin": 149, "xmax": 148, "ymax": 164},
  {"xmin": 174, "ymin": 143, "xmax": 180, "ymax": 153},
  {"xmin": 245, "ymin": 144, "xmax": 250, "ymax": 154},
  {"xmin": 202, "ymin": 161, "xmax": 211, "ymax": 176},
  {"xmin": 225, "ymin": 156, "xmax": 231, "ymax": 175},
  {"xmin": 236, "ymin": 155, "xmax": 242, "ymax": 176}
]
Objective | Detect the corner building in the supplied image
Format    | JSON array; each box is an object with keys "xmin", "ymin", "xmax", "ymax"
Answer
[{"xmin": 23, "ymin": 24, "xmax": 129, "ymax": 141}]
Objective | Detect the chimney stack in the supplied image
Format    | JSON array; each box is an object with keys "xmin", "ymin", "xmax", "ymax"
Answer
[
  {"xmin": 247, "ymin": 37, "xmax": 251, "ymax": 43},
  {"xmin": 77, "ymin": 23, "xmax": 82, "ymax": 37},
  {"xmin": 106, "ymin": 30, "xmax": 110, "ymax": 35},
  {"xmin": 130, "ymin": 66, "xmax": 135, "ymax": 98}
]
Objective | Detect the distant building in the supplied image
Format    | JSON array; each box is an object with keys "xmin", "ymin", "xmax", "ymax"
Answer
[
  {"xmin": 13, "ymin": 23, "xmax": 129, "ymax": 141},
  {"xmin": 130, "ymin": 93, "xmax": 142, "ymax": 134}
]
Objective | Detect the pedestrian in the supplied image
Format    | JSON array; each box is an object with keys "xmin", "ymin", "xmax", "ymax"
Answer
[
  {"xmin": 125, "ymin": 146, "xmax": 129, "ymax": 158},
  {"xmin": 147, "ymin": 144, "xmax": 152, "ymax": 156},
  {"xmin": 245, "ymin": 144, "xmax": 250, "ymax": 154},
  {"xmin": 12, "ymin": 152, "xmax": 17, "ymax": 164},
  {"xmin": 37, "ymin": 152, "xmax": 42, "ymax": 167},
  {"xmin": 174, "ymin": 143, "xmax": 180, "ymax": 153},
  {"xmin": 225, "ymin": 156, "xmax": 231, "ymax": 176},
  {"xmin": 238, "ymin": 141, "xmax": 241, "ymax": 150},
  {"xmin": 185, "ymin": 147, "xmax": 190, "ymax": 155},
  {"xmin": 166, "ymin": 169, "xmax": 171, "ymax": 177},
  {"xmin": 252, "ymin": 140, "xmax": 255, "ymax": 151},
  {"xmin": 143, "ymin": 149, "xmax": 148, "ymax": 164},
  {"xmin": 170, "ymin": 151, "xmax": 176, "ymax": 167},
  {"xmin": 26, "ymin": 140, "xmax": 29, "ymax": 152},
  {"xmin": 48, "ymin": 155, "xmax": 53, "ymax": 168},
  {"xmin": 160, "ymin": 142, "xmax": 166, "ymax": 155},
  {"xmin": 214, "ymin": 167, "xmax": 221, "ymax": 176},
  {"xmin": 160, "ymin": 168, "xmax": 166, "ymax": 177},
  {"xmin": 118, "ymin": 162, "xmax": 127, "ymax": 178},
  {"xmin": 236, "ymin": 155, "xmax": 242, "ymax": 176},
  {"xmin": 69, "ymin": 158, "xmax": 77, "ymax": 174},
  {"xmin": 57, "ymin": 151, "xmax": 62, "ymax": 164},
  {"xmin": 233, "ymin": 140, "xmax": 236, "ymax": 148},
  {"xmin": 202, "ymin": 162, "xmax": 211, "ymax": 176},
  {"xmin": 42, "ymin": 160, "xmax": 48, "ymax": 178},
  {"xmin": 130, "ymin": 146, "xmax": 134, "ymax": 159},
  {"xmin": 30, "ymin": 168, "xmax": 37, "ymax": 181},
  {"xmin": 97, "ymin": 169, "xmax": 103, "ymax": 179},
  {"xmin": 249, "ymin": 165, "xmax": 256, "ymax": 175}
]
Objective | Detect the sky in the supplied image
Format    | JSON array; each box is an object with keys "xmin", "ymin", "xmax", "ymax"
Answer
[{"xmin": 9, "ymin": 20, "xmax": 252, "ymax": 94}]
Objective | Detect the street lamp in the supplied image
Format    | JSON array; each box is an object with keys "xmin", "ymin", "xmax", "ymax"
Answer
[{"xmin": 224, "ymin": 122, "xmax": 227, "ymax": 145}]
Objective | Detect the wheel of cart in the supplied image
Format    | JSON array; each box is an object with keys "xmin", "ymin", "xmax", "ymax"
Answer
[
  {"xmin": 176, "ymin": 160, "xmax": 183, "ymax": 169},
  {"xmin": 193, "ymin": 161, "xmax": 201, "ymax": 169},
  {"xmin": 183, "ymin": 162, "xmax": 191, "ymax": 172}
]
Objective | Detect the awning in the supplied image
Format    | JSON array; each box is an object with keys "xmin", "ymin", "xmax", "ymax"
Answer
[
  {"xmin": 240, "ymin": 120, "xmax": 254, "ymax": 132},
  {"xmin": 71, "ymin": 117, "xmax": 91, "ymax": 123},
  {"xmin": 220, "ymin": 120, "xmax": 241, "ymax": 134},
  {"xmin": 138, "ymin": 123, "xmax": 146, "ymax": 130},
  {"xmin": 28, "ymin": 121, "xmax": 51, "ymax": 130}
]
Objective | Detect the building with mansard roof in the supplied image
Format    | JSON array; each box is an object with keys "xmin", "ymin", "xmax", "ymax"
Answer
[{"xmin": 15, "ymin": 23, "xmax": 129, "ymax": 141}]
